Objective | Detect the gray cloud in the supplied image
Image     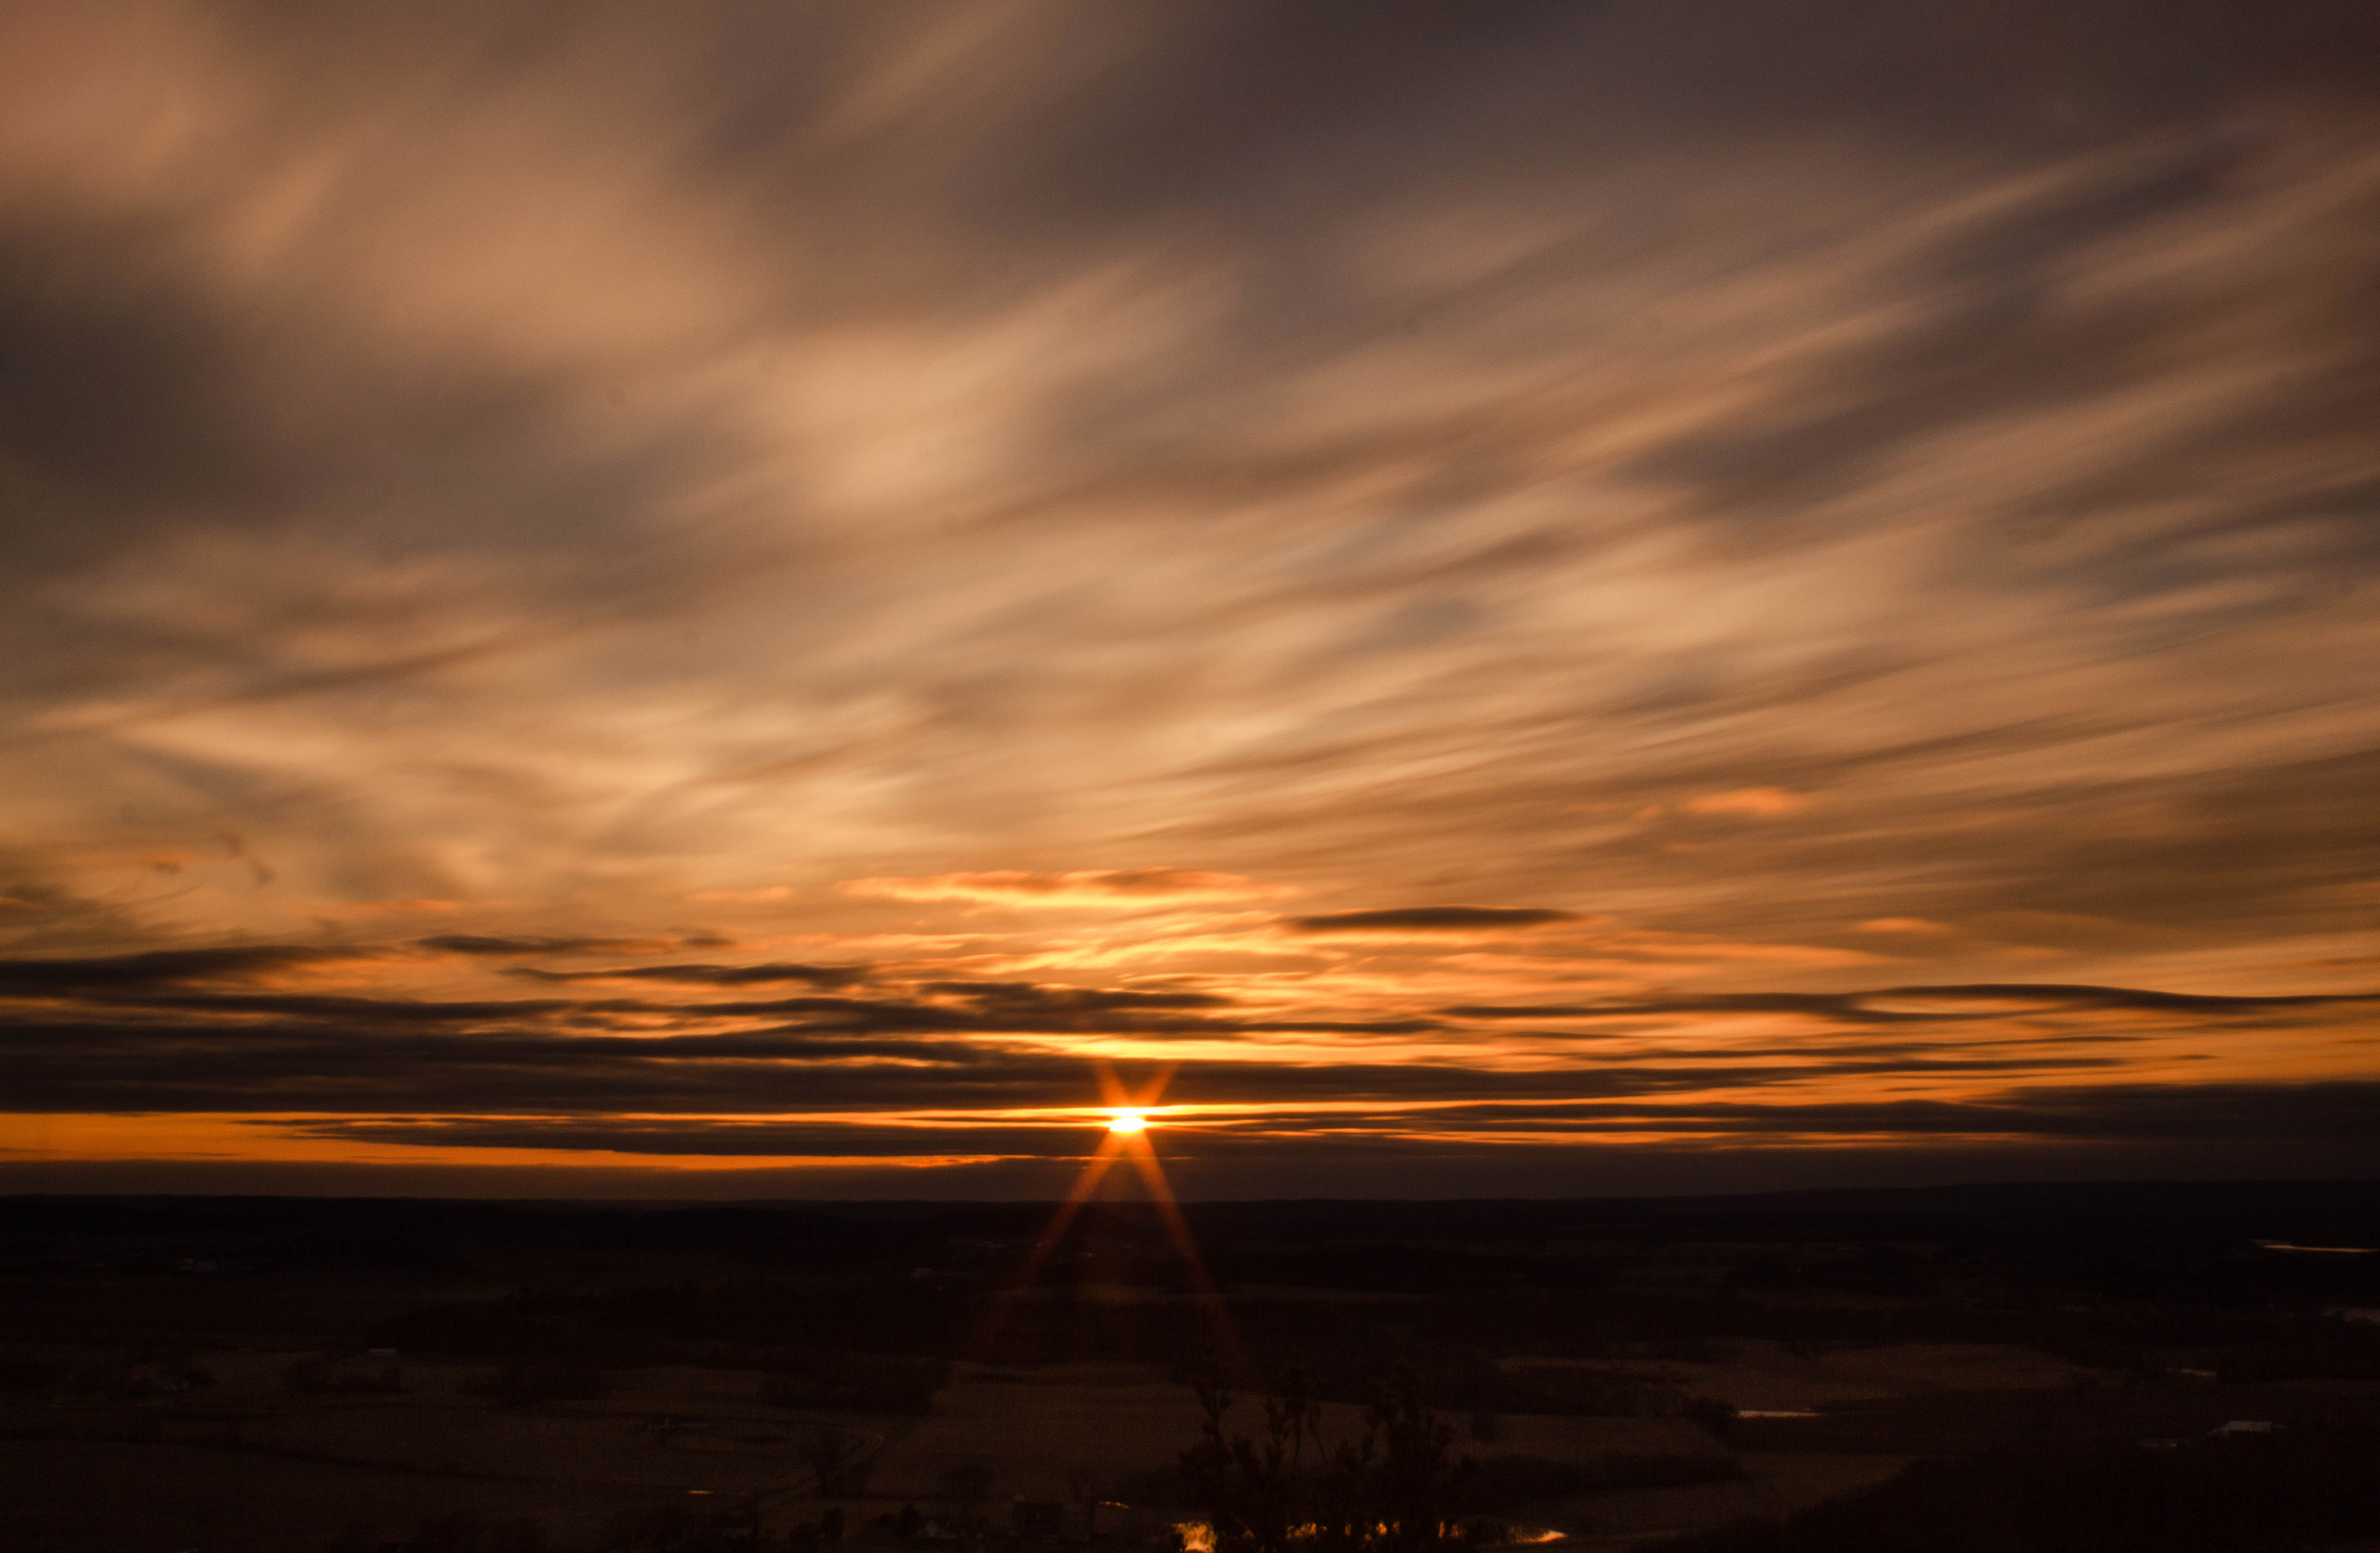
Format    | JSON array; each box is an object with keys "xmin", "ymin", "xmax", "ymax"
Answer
[
  {"xmin": 1445, "ymin": 984, "xmax": 2380, "ymax": 1023},
  {"xmin": 513, "ymin": 961, "xmax": 870, "ymax": 988},
  {"xmin": 1, "ymin": 0, "xmax": 2376, "ymax": 1192},
  {"xmin": 254, "ymin": 1078, "xmax": 2380, "ymax": 1167},
  {"xmin": 0, "ymin": 941, "xmax": 2361, "ymax": 1141},
  {"xmin": 421, "ymin": 936, "xmax": 707, "ymax": 957},
  {"xmin": 0, "ymin": 944, "xmax": 374, "ymax": 993}
]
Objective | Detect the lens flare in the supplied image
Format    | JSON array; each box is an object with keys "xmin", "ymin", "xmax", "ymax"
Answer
[{"xmin": 972, "ymin": 1065, "xmax": 1238, "ymax": 1371}]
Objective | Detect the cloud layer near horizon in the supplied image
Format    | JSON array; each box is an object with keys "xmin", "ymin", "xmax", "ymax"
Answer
[{"xmin": 1, "ymin": 0, "xmax": 2377, "ymax": 1193}]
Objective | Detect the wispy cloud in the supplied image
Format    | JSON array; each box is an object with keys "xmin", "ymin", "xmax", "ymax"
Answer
[
  {"xmin": 510, "ymin": 961, "xmax": 870, "ymax": 990},
  {"xmin": 422, "ymin": 935, "xmax": 712, "ymax": 958},
  {"xmin": 1285, "ymin": 907, "xmax": 1582, "ymax": 936},
  {"xmin": 0, "ymin": 0, "xmax": 2375, "ymax": 1192},
  {"xmin": 844, "ymin": 870, "xmax": 1296, "ymax": 907},
  {"xmin": 2, "ymin": 929, "xmax": 2372, "ymax": 1183},
  {"xmin": 1680, "ymin": 787, "xmax": 1811, "ymax": 818}
]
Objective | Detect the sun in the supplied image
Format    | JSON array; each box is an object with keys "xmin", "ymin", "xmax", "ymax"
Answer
[{"xmin": 1106, "ymin": 1109, "xmax": 1149, "ymax": 1135}]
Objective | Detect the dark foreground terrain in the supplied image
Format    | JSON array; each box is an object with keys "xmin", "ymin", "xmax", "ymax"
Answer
[{"xmin": 3, "ymin": 1182, "xmax": 2377, "ymax": 1553}]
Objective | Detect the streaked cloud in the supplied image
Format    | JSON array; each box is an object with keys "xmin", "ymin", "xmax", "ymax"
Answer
[
  {"xmin": 421, "ymin": 934, "xmax": 709, "ymax": 957},
  {"xmin": 0, "ymin": 944, "xmax": 378, "ymax": 993},
  {"xmin": 511, "ymin": 961, "xmax": 871, "ymax": 990},
  {"xmin": 1285, "ymin": 907, "xmax": 1583, "ymax": 937},
  {"xmin": 0, "ymin": 0, "xmax": 2375, "ymax": 1193},
  {"xmin": 844, "ymin": 870, "xmax": 1295, "ymax": 907},
  {"xmin": 1681, "ymin": 787, "xmax": 1811, "ymax": 818}
]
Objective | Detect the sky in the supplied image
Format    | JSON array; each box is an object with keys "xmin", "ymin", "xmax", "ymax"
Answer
[{"xmin": 2, "ymin": 0, "xmax": 2377, "ymax": 1199}]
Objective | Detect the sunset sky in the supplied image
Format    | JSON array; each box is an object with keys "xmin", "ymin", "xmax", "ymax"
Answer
[{"xmin": 3, "ymin": 0, "xmax": 2377, "ymax": 1197}]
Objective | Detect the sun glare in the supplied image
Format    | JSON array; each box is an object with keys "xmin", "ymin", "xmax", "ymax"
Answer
[{"xmin": 1107, "ymin": 1110, "xmax": 1149, "ymax": 1135}]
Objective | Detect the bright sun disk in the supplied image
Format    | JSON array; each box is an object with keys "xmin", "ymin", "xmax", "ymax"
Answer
[{"xmin": 1107, "ymin": 1110, "xmax": 1148, "ymax": 1134}]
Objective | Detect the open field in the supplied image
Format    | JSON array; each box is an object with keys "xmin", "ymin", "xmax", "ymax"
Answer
[
  {"xmin": 1726, "ymin": 1375, "xmax": 2380, "ymax": 1456},
  {"xmin": 871, "ymin": 1362, "xmax": 1740, "ymax": 1508},
  {"xmin": 1544, "ymin": 1453, "xmax": 1912, "ymax": 1548},
  {"xmin": 0, "ymin": 1351, "xmax": 882, "ymax": 1488},
  {"xmin": 4, "ymin": 1187, "xmax": 2374, "ymax": 1552},
  {"xmin": 0, "ymin": 1349, "xmax": 906, "ymax": 1553},
  {"xmin": 2, "ymin": 1436, "xmax": 668, "ymax": 1553},
  {"xmin": 0, "ymin": 1353, "xmax": 1758, "ymax": 1549},
  {"xmin": 1503, "ymin": 1340, "xmax": 2118, "ymax": 1414},
  {"xmin": 14, "ymin": 1360, "xmax": 2370, "ymax": 1553},
  {"xmin": 871, "ymin": 1363, "xmax": 1204, "ymax": 1503}
]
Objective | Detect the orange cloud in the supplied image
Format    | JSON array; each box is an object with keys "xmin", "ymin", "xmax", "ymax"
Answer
[
  {"xmin": 841, "ymin": 870, "xmax": 1295, "ymax": 907},
  {"xmin": 1682, "ymin": 787, "xmax": 1811, "ymax": 818},
  {"xmin": 3, "ymin": 2, "xmax": 2378, "ymax": 1194},
  {"xmin": 1284, "ymin": 906, "xmax": 1581, "ymax": 938}
]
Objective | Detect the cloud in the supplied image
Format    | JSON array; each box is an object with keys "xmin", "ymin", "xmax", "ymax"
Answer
[
  {"xmin": 1858, "ymin": 983, "xmax": 2380, "ymax": 1015},
  {"xmin": 15, "ymin": 931, "xmax": 2361, "ymax": 1122},
  {"xmin": 1515, "ymin": 1081, "xmax": 2380, "ymax": 1143},
  {"xmin": 192, "ymin": 1080, "xmax": 2380, "ymax": 1165},
  {"xmin": 1681, "ymin": 788, "xmax": 1811, "ymax": 818},
  {"xmin": 277, "ymin": 1115, "xmax": 1096, "ymax": 1160},
  {"xmin": 421, "ymin": 935, "xmax": 698, "ymax": 957},
  {"xmin": 843, "ymin": 870, "xmax": 1294, "ymax": 906},
  {"xmin": 2, "ymin": 917, "xmax": 2373, "ymax": 1190},
  {"xmin": 1285, "ymin": 907, "xmax": 1582, "ymax": 936},
  {"xmin": 0, "ymin": 944, "xmax": 375, "ymax": 994},
  {"xmin": 1443, "ymin": 981, "xmax": 2380, "ymax": 1024},
  {"xmin": 1441, "ymin": 992, "xmax": 1923, "ymax": 1024},
  {"xmin": 918, "ymin": 979, "xmax": 1234, "ymax": 1011},
  {"xmin": 0, "ymin": 0, "xmax": 2376, "ymax": 1192},
  {"xmin": 0, "ymin": 1005, "xmax": 2098, "ymax": 1120},
  {"xmin": 511, "ymin": 961, "xmax": 870, "ymax": 989}
]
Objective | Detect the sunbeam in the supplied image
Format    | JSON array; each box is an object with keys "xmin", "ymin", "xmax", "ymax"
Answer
[
  {"xmin": 970, "ymin": 1063, "xmax": 1242, "ymax": 1365},
  {"xmin": 1117, "ymin": 1112, "xmax": 1244, "ymax": 1371}
]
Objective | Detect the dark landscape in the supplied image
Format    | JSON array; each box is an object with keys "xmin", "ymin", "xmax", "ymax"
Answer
[
  {"xmin": 6, "ymin": 1183, "xmax": 2378, "ymax": 1553},
  {"xmin": 6, "ymin": 3, "xmax": 2379, "ymax": 1549}
]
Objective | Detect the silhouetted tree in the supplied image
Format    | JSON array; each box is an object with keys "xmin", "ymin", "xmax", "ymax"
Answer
[
  {"xmin": 799, "ymin": 1425, "xmax": 857, "ymax": 1497},
  {"xmin": 1181, "ymin": 1356, "xmax": 1473, "ymax": 1553},
  {"xmin": 939, "ymin": 1462, "xmax": 995, "ymax": 1530}
]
